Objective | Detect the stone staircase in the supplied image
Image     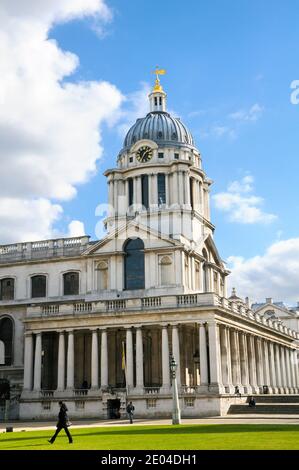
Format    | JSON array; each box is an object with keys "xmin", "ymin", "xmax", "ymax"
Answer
[{"xmin": 228, "ymin": 395, "xmax": 299, "ymax": 415}]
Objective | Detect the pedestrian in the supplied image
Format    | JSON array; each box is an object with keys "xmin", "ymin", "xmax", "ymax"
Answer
[
  {"xmin": 126, "ymin": 401, "xmax": 135, "ymax": 424},
  {"xmin": 248, "ymin": 396, "xmax": 256, "ymax": 407},
  {"xmin": 234, "ymin": 386, "xmax": 241, "ymax": 397},
  {"xmin": 48, "ymin": 401, "xmax": 73, "ymax": 444}
]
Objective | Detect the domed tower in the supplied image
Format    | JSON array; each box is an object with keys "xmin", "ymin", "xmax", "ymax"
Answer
[{"xmin": 104, "ymin": 74, "xmax": 214, "ymax": 249}]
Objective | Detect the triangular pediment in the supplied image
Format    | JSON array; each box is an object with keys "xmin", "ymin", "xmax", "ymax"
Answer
[
  {"xmin": 83, "ymin": 220, "xmax": 181, "ymax": 256},
  {"xmin": 201, "ymin": 234, "xmax": 226, "ymax": 269}
]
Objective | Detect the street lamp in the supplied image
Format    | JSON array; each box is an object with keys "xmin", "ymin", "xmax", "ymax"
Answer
[{"xmin": 170, "ymin": 354, "xmax": 181, "ymax": 425}]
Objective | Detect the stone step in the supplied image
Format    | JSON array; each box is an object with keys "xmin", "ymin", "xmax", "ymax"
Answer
[
  {"xmin": 253, "ymin": 395, "xmax": 299, "ymax": 404},
  {"xmin": 228, "ymin": 404, "xmax": 299, "ymax": 415}
]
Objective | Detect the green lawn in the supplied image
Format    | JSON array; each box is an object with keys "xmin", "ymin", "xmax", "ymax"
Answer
[{"xmin": 0, "ymin": 424, "xmax": 299, "ymax": 450}]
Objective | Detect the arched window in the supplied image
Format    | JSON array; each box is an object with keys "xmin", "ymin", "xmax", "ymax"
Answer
[
  {"xmin": 31, "ymin": 275, "xmax": 46, "ymax": 298},
  {"xmin": 0, "ymin": 278, "xmax": 15, "ymax": 300},
  {"xmin": 0, "ymin": 317, "xmax": 13, "ymax": 365},
  {"xmin": 124, "ymin": 238, "xmax": 145, "ymax": 290},
  {"xmin": 63, "ymin": 272, "xmax": 79, "ymax": 295},
  {"xmin": 97, "ymin": 261, "xmax": 108, "ymax": 291},
  {"xmin": 160, "ymin": 255, "xmax": 173, "ymax": 286}
]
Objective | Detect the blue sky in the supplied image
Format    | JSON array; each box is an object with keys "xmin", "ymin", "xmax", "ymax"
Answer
[
  {"xmin": 1, "ymin": 0, "xmax": 299, "ymax": 301},
  {"xmin": 50, "ymin": 1, "xmax": 299, "ymax": 257}
]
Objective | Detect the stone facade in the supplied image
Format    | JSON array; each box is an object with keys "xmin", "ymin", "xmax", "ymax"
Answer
[{"xmin": 0, "ymin": 78, "xmax": 299, "ymax": 420}]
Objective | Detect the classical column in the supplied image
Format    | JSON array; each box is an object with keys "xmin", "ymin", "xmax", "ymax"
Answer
[
  {"xmin": 255, "ymin": 338, "xmax": 264, "ymax": 393},
  {"xmin": 285, "ymin": 348, "xmax": 292, "ymax": 393},
  {"xmin": 135, "ymin": 327, "xmax": 144, "ymax": 391},
  {"xmin": 269, "ymin": 342, "xmax": 277, "ymax": 393},
  {"xmin": 113, "ymin": 179, "xmax": 118, "ymax": 214},
  {"xmin": 290, "ymin": 350, "xmax": 297, "ymax": 393},
  {"xmin": 57, "ymin": 332, "xmax": 65, "ymax": 391},
  {"xmin": 172, "ymin": 325, "xmax": 181, "ymax": 386},
  {"xmin": 184, "ymin": 171, "xmax": 190, "ymax": 208},
  {"xmin": 220, "ymin": 326, "xmax": 233, "ymax": 393},
  {"xmin": 240, "ymin": 332, "xmax": 251, "ymax": 394},
  {"xmin": 208, "ymin": 322, "xmax": 223, "ymax": 393},
  {"xmin": 66, "ymin": 331, "xmax": 74, "ymax": 390},
  {"xmin": 91, "ymin": 330, "xmax": 99, "ymax": 389},
  {"xmin": 231, "ymin": 330, "xmax": 242, "ymax": 391},
  {"xmin": 126, "ymin": 328, "xmax": 134, "ymax": 389},
  {"xmin": 33, "ymin": 332, "xmax": 42, "ymax": 391},
  {"xmin": 262, "ymin": 340, "xmax": 271, "ymax": 392},
  {"xmin": 274, "ymin": 344, "xmax": 282, "ymax": 393},
  {"xmin": 162, "ymin": 326, "xmax": 170, "ymax": 390},
  {"xmin": 136, "ymin": 176, "xmax": 142, "ymax": 207},
  {"xmin": 293, "ymin": 350, "xmax": 299, "ymax": 392},
  {"xmin": 148, "ymin": 174, "xmax": 152, "ymax": 209},
  {"xmin": 178, "ymin": 172, "xmax": 184, "ymax": 206},
  {"xmin": 199, "ymin": 323, "xmax": 208, "ymax": 391},
  {"xmin": 23, "ymin": 333, "xmax": 34, "ymax": 390},
  {"xmin": 280, "ymin": 346, "xmax": 288, "ymax": 393},
  {"xmin": 100, "ymin": 330, "xmax": 108, "ymax": 389},
  {"xmin": 247, "ymin": 335, "xmax": 258, "ymax": 393}
]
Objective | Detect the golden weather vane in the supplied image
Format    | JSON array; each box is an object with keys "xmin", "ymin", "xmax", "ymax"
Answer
[{"xmin": 151, "ymin": 66, "xmax": 166, "ymax": 92}]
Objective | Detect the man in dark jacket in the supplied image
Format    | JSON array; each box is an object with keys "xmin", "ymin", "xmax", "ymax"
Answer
[
  {"xmin": 126, "ymin": 401, "xmax": 135, "ymax": 424},
  {"xmin": 48, "ymin": 401, "xmax": 73, "ymax": 444}
]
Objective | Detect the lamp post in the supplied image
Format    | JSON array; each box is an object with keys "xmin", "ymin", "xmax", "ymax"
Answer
[{"xmin": 170, "ymin": 354, "xmax": 181, "ymax": 425}]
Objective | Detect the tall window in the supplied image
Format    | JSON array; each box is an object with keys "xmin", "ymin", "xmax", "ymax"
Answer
[
  {"xmin": 63, "ymin": 272, "xmax": 79, "ymax": 295},
  {"xmin": 0, "ymin": 317, "xmax": 13, "ymax": 365},
  {"xmin": 128, "ymin": 178, "xmax": 134, "ymax": 207},
  {"xmin": 157, "ymin": 173, "xmax": 166, "ymax": 206},
  {"xmin": 0, "ymin": 278, "xmax": 14, "ymax": 300},
  {"xmin": 97, "ymin": 261, "xmax": 108, "ymax": 291},
  {"xmin": 31, "ymin": 275, "xmax": 46, "ymax": 298},
  {"xmin": 124, "ymin": 238, "xmax": 145, "ymax": 290},
  {"xmin": 141, "ymin": 175, "xmax": 149, "ymax": 209}
]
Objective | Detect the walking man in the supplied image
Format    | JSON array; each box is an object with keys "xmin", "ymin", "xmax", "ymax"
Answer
[
  {"xmin": 48, "ymin": 401, "xmax": 73, "ymax": 444},
  {"xmin": 126, "ymin": 401, "xmax": 135, "ymax": 424}
]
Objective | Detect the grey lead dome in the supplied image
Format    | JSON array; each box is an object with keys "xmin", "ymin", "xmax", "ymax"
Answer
[{"xmin": 123, "ymin": 111, "xmax": 195, "ymax": 149}]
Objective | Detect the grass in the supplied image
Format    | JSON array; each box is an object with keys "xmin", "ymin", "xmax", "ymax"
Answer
[{"xmin": 0, "ymin": 424, "xmax": 299, "ymax": 450}]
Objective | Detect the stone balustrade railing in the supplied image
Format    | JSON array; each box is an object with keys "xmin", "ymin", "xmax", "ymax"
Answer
[
  {"xmin": 25, "ymin": 292, "xmax": 299, "ymax": 341},
  {"xmin": 0, "ymin": 236, "xmax": 90, "ymax": 263}
]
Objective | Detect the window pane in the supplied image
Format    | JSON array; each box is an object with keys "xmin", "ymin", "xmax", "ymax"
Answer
[
  {"xmin": 0, "ymin": 278, "xmax": 14, "ymax": 300},
  {"xmin": 31, "ymin": 276, "xmax": 46, "ymax": 298},
  {"xmin": 63, "ymin": 272, "xmax": 79, "ymax": 295},
  {"xmin": 128, "ymin": 178, "xmax": 134, "ymax": 207},
  {"xmin": 157, "ymin": 174, "xmax": 166, "ymax": 205},
  {"xmin": 124, "ymin": 239, "xmax": 145, "ymax": 290},
  {"xmin": 141, "ymin": 175, "xmax": 149, "ymax": 209}
]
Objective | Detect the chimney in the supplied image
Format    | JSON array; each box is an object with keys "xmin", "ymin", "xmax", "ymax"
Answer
[{"xmin": 266, "ymin": 298, "xmax": 273, "ymax": 304}]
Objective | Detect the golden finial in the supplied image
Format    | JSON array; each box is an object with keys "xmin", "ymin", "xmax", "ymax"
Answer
[{"xmin": 151, "ymin": 66, "xmax": 166, "ymax": 92}]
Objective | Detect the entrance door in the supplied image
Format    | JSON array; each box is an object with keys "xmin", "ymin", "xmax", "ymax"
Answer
[{"xmin": 107, "ymin": 399, "xmax": 121, "ymax": 419}]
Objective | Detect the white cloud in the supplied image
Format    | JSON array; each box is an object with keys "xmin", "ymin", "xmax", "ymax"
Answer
[
  {"xmin": 213, "ymin": 175, "xmax": 277, "ymax": 224},
  {"xmin": 229, "ymin": 103, "xmax": 264, "ymax": 122},
  {"xmin": 227, "ymin": 238, "xmax": 299, "ymax": 303},
  {"xmin": 0, "ymin": 1, "xmax": 124, "ymax": 244},
  {"xmin": 117, "ymin": 82, "xmax": 151, "ymax": 138},
  {"xmin": 0, "ymin": 198, "xmax": 63, "ymax": 243},
  {"xmin": 67, "ymin": 220, "xmax": 86, "ymax": 237}
]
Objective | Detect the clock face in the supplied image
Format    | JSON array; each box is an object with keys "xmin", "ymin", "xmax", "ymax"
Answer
[{"xmin": 136, "ymin": 145, "xmax": 153, "ymax": 163}]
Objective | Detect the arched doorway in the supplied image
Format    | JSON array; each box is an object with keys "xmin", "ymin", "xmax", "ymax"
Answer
[{"xmin": 0, "ymin": 317, "xmax": 13, "ymax": 365}]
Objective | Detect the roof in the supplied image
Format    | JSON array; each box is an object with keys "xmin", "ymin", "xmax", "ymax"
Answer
[{"xmin": 123, "ymin": 111, "xmax": 195, "ymax": 150}]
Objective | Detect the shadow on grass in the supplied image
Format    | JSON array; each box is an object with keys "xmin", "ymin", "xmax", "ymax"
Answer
[{"xmin": 1, "ymin": 424, "xmax": 299, "ymax": 444}]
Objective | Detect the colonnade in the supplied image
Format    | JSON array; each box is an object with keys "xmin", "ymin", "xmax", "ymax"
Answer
[{"xmin": 23, "ymin": 322, "xmax": 299, "ymax": 395}]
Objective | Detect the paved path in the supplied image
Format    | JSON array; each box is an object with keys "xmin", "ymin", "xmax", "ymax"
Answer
[{"xmin": 1, "ymin": 415, "xmax": 299, "ymax": 432}]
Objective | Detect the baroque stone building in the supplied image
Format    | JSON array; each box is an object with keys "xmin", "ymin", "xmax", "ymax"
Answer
[{"xmin": 0, "ymin": 76, "xmax": 299, "ymax": 420}]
